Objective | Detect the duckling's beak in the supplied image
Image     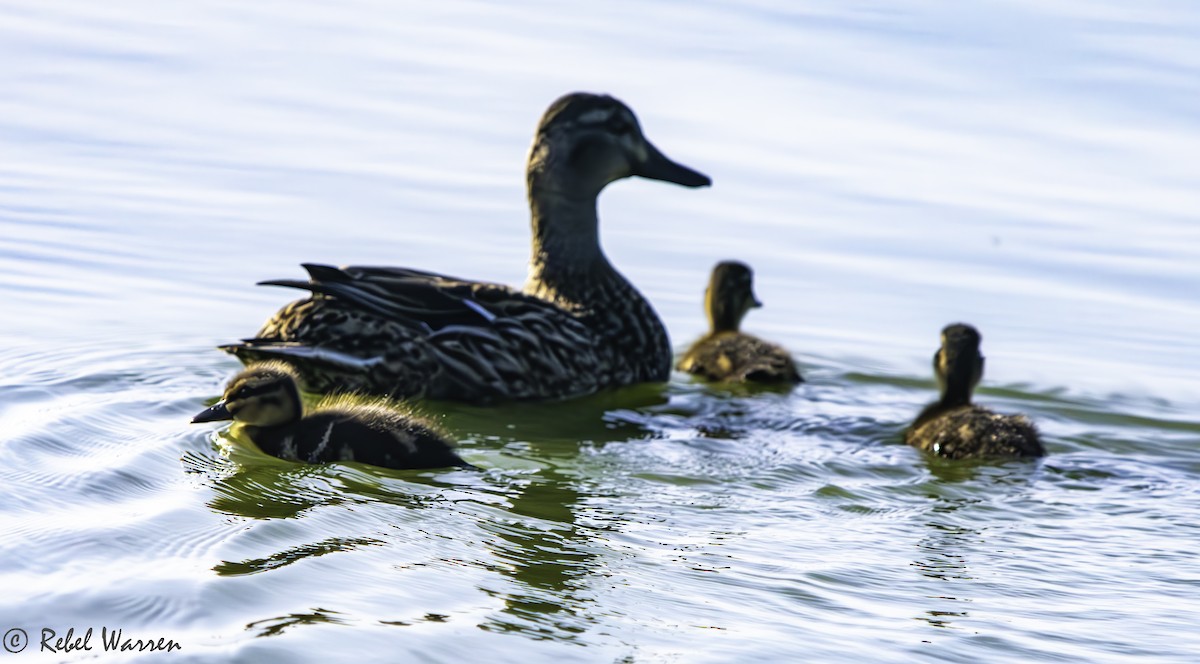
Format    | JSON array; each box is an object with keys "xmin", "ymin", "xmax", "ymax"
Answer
[
  {"xmin": 747, "ymin": 288, "xmax": 763, "ymax": 308},
  {"xmin": 633, "ymin": 140, "xmax": 711, "ymax": 187},
  {"xmin": 191, "ymin": 401, "xmax": 233, "ymax": 424}
]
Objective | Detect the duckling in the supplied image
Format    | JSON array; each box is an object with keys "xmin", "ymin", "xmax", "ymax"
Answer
[
  {"xmin": 191, "ymin": 363, "xmax": 470, "ymax": 470},
  {"xmin": 905, "ymin": 323, "xmax": 1044, "ymax": 459},
  {"xmin": 677, "ymin": 261, "xmax": 802, "ymax": 384},
  {"xmin": 221, "ymin": 92, "xmax": 711, "ymax": 404}
]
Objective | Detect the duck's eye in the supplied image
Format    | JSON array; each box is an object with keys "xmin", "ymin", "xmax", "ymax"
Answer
[
  {"xmin": 568, "ymin": 136, "xmax": 604, "ymax": 166},
  {"xmin": 608, "ymin": 118, "xmax": 632, "ymax": 135}
]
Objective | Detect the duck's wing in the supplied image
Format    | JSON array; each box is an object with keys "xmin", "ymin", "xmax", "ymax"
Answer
[
  {"xmin": 256, "ymin": 263, "xmax": 507, "ymax": 331},
  {"xmin": 741, "ymin": 339, "xmax": 804, "ymax": 384},
  {"xmin": 906, "ymin": 405, "xmax": 1043, "ymax": 459},
  {"xmin": 223, "ymin": 264, "xmax": 604, "ymax": 401},
  {"xmin": 282, "ymin": 410, "xmax": 471, "ymax": 470},
  {"xmin": 677, "ymin": 333, "xmax": 802, "ymax": 385}
]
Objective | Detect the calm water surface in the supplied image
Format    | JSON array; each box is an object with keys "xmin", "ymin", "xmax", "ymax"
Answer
[{"xmin": 2, "ymin": 1, "xmax": 1199, "ymax": 661}]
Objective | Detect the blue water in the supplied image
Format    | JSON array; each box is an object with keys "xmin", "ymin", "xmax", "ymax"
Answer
[{"xmin": 2, "ymin": 1, "xmax": 1199, "ymax": 661}]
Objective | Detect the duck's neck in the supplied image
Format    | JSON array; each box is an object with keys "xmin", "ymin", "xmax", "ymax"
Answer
[
  {"xmin": 911, "ymin": 385, "xmax": 974, "ymax": 432},
  {"xmin": 528, "ymin": 186, "xmax": 638, "ymax": 307},
  {"xmin": 938, "ymin": 373, "xmax": 975, "ymax": 410},
  {"xmin": 706, "ymin": 291, "xmax": 742, "ymax": 335},
  {"xmin": 523, "ymin": 185, "xmax": 671, "ymax": 381},
  {"xmin": 525, "ymin": 191, "xmax": 618, "ymax": 303},
  {"xmin": 938, "ymin": 392, "xmax": 972, "ymax": 409}
]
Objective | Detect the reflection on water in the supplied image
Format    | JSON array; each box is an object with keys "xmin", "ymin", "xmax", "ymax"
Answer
[
  {"xmin": 215, "ymin": 536, "xmax": 386, "ymax": 577},
  {"xmin": 3, "ymin": 0, "xmax": 1200, "ymax": 662},
  {"xmin": 480, "ymin": 468, "xmax": 597, "ymax": 639},
  {"xmin": 247, "ymin": 609, "xmax": 347, "ymax": 638},
  {"xmin": 910, "ymin": 462, "xmax": 1043, "ymax": 636},
  {"xmin": 436, "ymin": 382, "xmax": 669, "ymax": 446},
  {"xmin": 912, "ymin": 510, "xmax": 976, "ymax": 630},
  {"xmin": 433, "ymin": 396, "xmax": 615, "ymax": 640}
]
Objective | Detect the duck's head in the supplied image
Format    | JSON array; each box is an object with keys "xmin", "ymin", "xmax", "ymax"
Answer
[
  {"xmin": 191, "ymin": 362, "xmax": 303, "ymax": 428},
  {"xmin": 934, "ymin": 323, "xmax": 984, "ymax": 406},
  {"xmin": 705, "ymin": 260, "xmax": 762, "ymax": 333},
  {"xmin": 527, "ymin": 92, "xmax": 711, "ymax": 200}
]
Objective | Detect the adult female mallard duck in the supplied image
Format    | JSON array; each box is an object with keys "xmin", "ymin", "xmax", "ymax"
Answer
[
  {"xmin": 905, "ymin": 323, "xmax": 1044, "ymax": 459},
  {"xmin": 192, "ymin": 363, "xmax": 470, "ymax": 470},
  {"xmin": 222, "ymin": 92, "xmax": 710, "ymax": 404},
  {"xmin": 677, "ymin": 261, "xmax": 802, "ymax": 384}
]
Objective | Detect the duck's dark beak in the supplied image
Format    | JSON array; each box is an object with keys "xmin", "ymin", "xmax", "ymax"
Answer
[
  {"xmin": 192, "ymin": 401, "xmax": 233, "ymax": 424},
  {"xmin": 634, "ymin": 140, "xmax": 711, "ymax": 188}
]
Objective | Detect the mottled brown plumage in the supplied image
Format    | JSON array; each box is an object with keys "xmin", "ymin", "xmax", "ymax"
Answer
[
  {"xmin": 191, "ymin": 363, "xmax": 469, "ymax": 470},
  {"xmin": 677, "ymin": 261, "xmax": 802, "ymax": 384},
  {"xmin": 905, "ymin": 324, "xmax": 1044, "ymax": 459},
  {"xmin": 222, "ymin": 93, "xmax": 710, "ymax": 403}
]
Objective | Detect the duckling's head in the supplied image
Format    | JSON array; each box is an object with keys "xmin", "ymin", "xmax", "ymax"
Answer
[
  {"xmin": 527, "ymin": 92, "xmax": 710, "ymax": 200},
  {"xmin": 192, "ymin": 362, "xmax": 303, "ymax": 428},
  {"xmin": 934, "ymin": 323, "xmax": 984, "ymax": 406},
  {"xmin": 705, "ymin": 260, "xmax": 762, "ymax": 333}
]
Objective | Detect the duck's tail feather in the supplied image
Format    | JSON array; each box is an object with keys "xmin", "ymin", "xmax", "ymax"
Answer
[
  {"xmin": 302, "ymin": 263, "xmax": 455, "ymax": 282},
  {"xmin": 301, "ymin": 263, "xmax": 348, "ymax": 282},
  {"xmin": 257, "ymin": 264, "xmax": 493, "ymax": 330},
  {"xmin": 220, "ymin": 340, "xmax": 385, "ymax": 372},
  {"xmin": 256, "ymin": 277, "xmax": 408, "ymax": 322}
]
